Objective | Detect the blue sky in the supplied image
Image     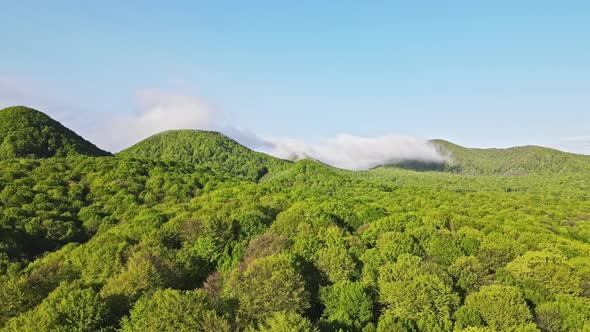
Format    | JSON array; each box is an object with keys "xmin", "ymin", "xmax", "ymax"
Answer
[{"xmin": 1, "ymin": 1, "xmax": 589, "ymax": 158}]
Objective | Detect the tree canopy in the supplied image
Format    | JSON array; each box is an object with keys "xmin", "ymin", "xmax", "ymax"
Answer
[{"xmin": 1, "ymin": 106, "xmax": 590, "ymax": 331}]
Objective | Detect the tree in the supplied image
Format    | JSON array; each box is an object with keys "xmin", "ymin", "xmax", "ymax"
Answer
[
  {"xmin": 449, "ymin": 256, "xmax": 487, "ymax": 293},
  {"xmin": 359, "ymin": 248, "xmax": 382, "ymax": 287},
  {"xmin": 376, "ymin": 311, "xmax": 418, "ymax": 332},
  {"xmin": 2, "ymin": 284, "xmax": 110, "ymax": 332},
  {"xmin": 423, "ymin": 230, "xmax": 464, "ymax": 266},
  {"xmin": 100, "ymin": 251, "xmax": 176, "ymax": 312},
  {"xmin": 48, "ymin": 287, "xmax": 110, "ymax": 332},
  {"xmin": 319, "ymin": 281, "xmax": 373, "ymax": 331},
  {"xmin": 375, "ymin": 231, "xmax": 422, "ymax": 262},
  {"xmin": 462, "ymin": 285, "xmax": 533, "ymax": 330},
  {"xmin": 247, "ymin": 311, "xmax": 316, "ymax": 332},
  {"xmin": 120, "ymin": 288, "xmax": 230, "ymax": 332},
  {"xmin": 236, "ymin": 254, "xmax": 310, "ymax": 323},
  {"xmin": 453, "ymin": 306, "xmax": 485, "ymax": 330},
  {"xmin": 477, "ymin": 233, "xmax": 522, "ymax": 271},
  {"xmin": 242, "ymin": 232, "xmax": 288, "ymax": 264},
  {"xmin": 535, "ymin": 294, "xmax": 590, "ymax": 332},
  {"xmin": 377, "ymin": 254, "xmax": 459, "ymax": 331},
  {"xmin": 505, "ymin": 250, "xmax": 581, "ymax": 295},
  {"xmin": 317, "ymin": 246, "xmax": 357, "ymax": 283}
]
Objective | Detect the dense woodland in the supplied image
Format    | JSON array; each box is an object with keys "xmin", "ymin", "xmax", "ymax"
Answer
[{"xmin": 1, "ymin": 106, "xmax": 589, "ymax": 331}]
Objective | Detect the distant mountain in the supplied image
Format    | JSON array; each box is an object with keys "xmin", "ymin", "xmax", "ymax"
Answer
[
  {"xmin": 402, "ymin": 140, "xmax": 590, "ymax": 175},
  {"xmin": 117, "ymin": 130, "xmax": 289, "ymax": 180},
  {"xmin": 0, "ymin": 106, "xmax": 110, "ymax": 159},
  {"xmin": 4, "ymin": 105, "xmax": 588, "ymax": 177}
]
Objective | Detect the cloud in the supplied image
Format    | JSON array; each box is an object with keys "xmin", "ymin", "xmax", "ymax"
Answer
[
  {"xmin": 254, "ymin": 134, "xmax": 445, "ymax": 170},
  {"xmin": 96, "ymin": 88, "xmax": 218, "ymax": 151}
]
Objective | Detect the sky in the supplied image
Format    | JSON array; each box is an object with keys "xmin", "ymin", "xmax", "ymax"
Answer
[{"xmin": 1, "ymin": 1, "xmax": 589, "ymax": 168}]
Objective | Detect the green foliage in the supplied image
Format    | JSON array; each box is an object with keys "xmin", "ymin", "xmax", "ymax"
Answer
[
  {"xmin": 120, "ymin": 288, "xmax": 230, "ymax": 332},
  {"xmin": 319, "ymin": 281, "xmax": 373, "ymax": 331},
  {"xmin": 462, "ymin": 285, "xmax": 533, "ymax": 330},
  {"xmin": 117, "ymin": 129, "xmax": 288, "ymax": 180},
  {"xmin": 0, "ymin": 106, "xmax": 110, "ymax": 159},
  {"xmin": 375, "ymin": 311, "xmax": 418, "ymax": 332},
  {"xmin": 423, "ymin": 230, "xmax": 464, "ymax": 265},
  {"xmin": 247, "ymin": 311, "xmax": 317, "ymax": 332},
  {"xmin": 375, "ymin": 231, "xmax": 422, "ymax": 262},
  {"xmin": 317, "ymin": 246, "xmax": 357, "ymax": 283},
  {"xmin": 452, "ymin": 306, "xmax": 485, "ymax": 330},
  {"xmin": 3, "ymin": 283, "xmax": 110, "ymax": 332},
  {"xmin": 377, "ymin": 254, "xmax": 459, "ymax": 331},
  {"xmin": 505, "ymin": 250, "xmax": 581, "ymax": 295},
  {"xmin": 100, "ymin": 250, "xmax": 176, "ymax": 311},
  {"xmin": 477, "ymin": 233, "xmax": 523, "ymax": 271},
  {"xmin": 233, "ymin": 254, "xmax": 310, "ymax": 324},
  {"xmin": 449, "ymin": 256, "xmax": 487, "ymax": 293},
  {"xmin": 1, "ymin": 107, "xmax": 590, "ymax": 330},
  {"xmin": 430, "ymin": 139, "xmax": 590, "ymax": 175},
  {"xmin": 535, "ymin": 294, "xmax": 590, "ymax": 332}
]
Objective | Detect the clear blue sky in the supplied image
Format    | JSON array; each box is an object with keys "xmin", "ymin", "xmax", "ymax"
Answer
[{"xmin": 1, "ymin": 1, "xmax": 589, "ymax": 153}]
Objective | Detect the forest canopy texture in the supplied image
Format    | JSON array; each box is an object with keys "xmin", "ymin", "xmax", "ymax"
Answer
[{"xmin": 1, "ymin": 106, "xmax": 589, "ymax": 331}]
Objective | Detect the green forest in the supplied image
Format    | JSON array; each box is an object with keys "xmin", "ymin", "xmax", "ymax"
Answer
[{"xmin": 1, "ymin": 106, "xmax": 589, "ymax": 332}]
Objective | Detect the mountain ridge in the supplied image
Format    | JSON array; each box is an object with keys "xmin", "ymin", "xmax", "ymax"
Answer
[
  {"xmin": 435, "ymin": 139, "xmax": 590, "ymax": 174},
  {"xmin": 0, "ymin": 106, "xmax": 111, "ymax": 159},
  {"xmin": 382, "ymin": 139, "xmax": 590, "ymax": 175},
  {"xmin": 3, "ymin": 105, "xmax": 589, "ymax": 176}
]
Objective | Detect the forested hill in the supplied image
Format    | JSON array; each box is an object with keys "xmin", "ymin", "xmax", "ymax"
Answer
[
  {"xmin": 432, "ymin": 139, "xmax": 590, "ymax": 175},
  {"xmin": 1, "ymin": 106, "xmax": 590, "ymax": 331},
  {"xmin": 4, "ymin": 105, "xmax": 588, "ymax": 177},
  {"xmin": 118, "ymin": 130, "xmax": 290, "ymax": 181},
  {"xmin": 382, "ymin": 139, "xmax": 590, "ymax": 176},
  {"xmin": 0, "ymin": 106, "xmax": 110, "ymax": 159}
]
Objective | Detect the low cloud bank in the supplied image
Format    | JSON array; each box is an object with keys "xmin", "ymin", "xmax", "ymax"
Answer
[{"xmin": 254, "ymin": 134, "xmax": 444, "ymax": 170}]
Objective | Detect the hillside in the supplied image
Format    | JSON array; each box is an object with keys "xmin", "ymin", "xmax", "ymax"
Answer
[
  {"xmin": 0, "ymin": 106, "xmax": 110, "ymax": 159},
  {"xmin": 117, "ymin": 130, "xmax": 289, "ymax": 180},
  {"xmin": 432, "ymin": 139, "xmax": 590, "ymax": 175},
  {"xmin": 1, "ymin": 107, "xmax": 590, "ymax": 331},
  {"xmin": 383, "ymin": 139, "xmax": 590, "ymax": 176}
]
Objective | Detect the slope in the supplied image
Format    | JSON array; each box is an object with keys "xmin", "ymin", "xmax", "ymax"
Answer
[
  {"xmin": 381, "ymin": 139, "xmax": 590, "ymax": 176},
  {"xmin": 0, "ymin": 106, "xmax": 110, "ymax": 159},
  {"xmin": 432, "ymin": 139, "xmax": 590, "ymax": 175},
  {"xmin": 117, "ymin": 129, "xmax": 289, "ymax": 180}
]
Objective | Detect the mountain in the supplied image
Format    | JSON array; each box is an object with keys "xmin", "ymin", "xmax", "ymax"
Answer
[
  {"xmin": 117, "ymin": 129, "xmax": 289, "ymax": 180},
  {"xmin": 382, "ymin": 139, "xmax": 590, "ymax": 175},
  {"xmin": 0, "ymin": 106, "xmax": 110, "ymax": 159},
  {"xmin": 431, "ymin": 139, "xmax": 590, "ymax": 175},
  {"xmin": 1, "ymin": 107, "xmax": 590, "ymax": 331},
  {"xmin": 3, "ymin": 105, "xmax": 587, "ymax": 178}
]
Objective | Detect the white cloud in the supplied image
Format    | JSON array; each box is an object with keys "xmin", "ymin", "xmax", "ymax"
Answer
[
  {"xmin": 96, "ymin": 88, "xmax": 218, "ymax": 151},
  {"xmin": 254, "ymin": 134, "xmax": 444, "ymax": 170}
]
